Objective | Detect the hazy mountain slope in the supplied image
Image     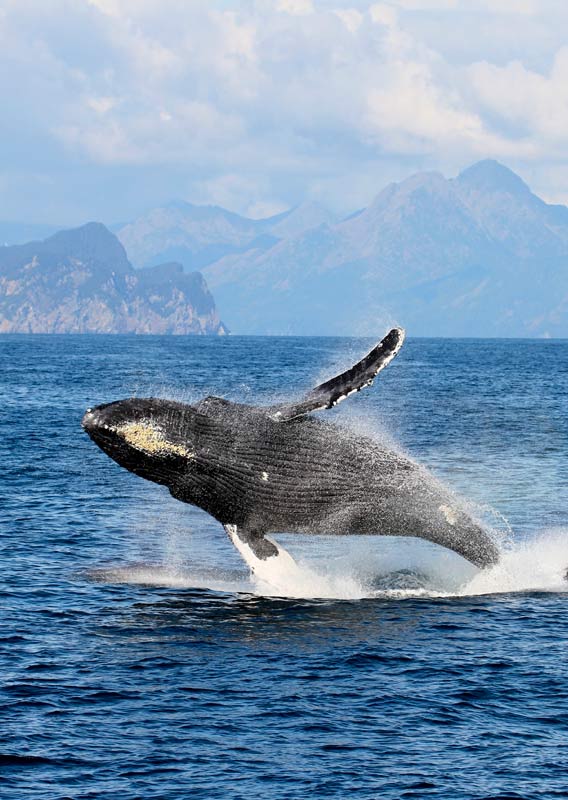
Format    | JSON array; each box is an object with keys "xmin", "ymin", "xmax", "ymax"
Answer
[
  {"xmin": 202, "ymin": 161, "xmax": 568, "ymax": 337},
  {"xmin": 3, "ymin": 160, "xmax": 565, "ymax": 336},
  {"xmin": 266, "ymin": 202, "xmax": 336, "ymax": 240},
  {"xmin": 0, "ymin": 223, "xmax": 227, "ymax": 334},
  {"xmin": 115, "ymin": 200, "xmax": 336, "ymax": 273},
  {"xmin": 116, "ymin": 201, "xmax": 275, "ymax": 271},
  {"xmin": 454, "ymin": 160, "xmax": 568, "ymax": 258}
]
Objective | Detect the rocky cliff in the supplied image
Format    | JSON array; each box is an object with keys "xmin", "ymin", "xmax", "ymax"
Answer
[{"xmin": 0, "ymin": 222, "xmax": 227, "ymax": 334}]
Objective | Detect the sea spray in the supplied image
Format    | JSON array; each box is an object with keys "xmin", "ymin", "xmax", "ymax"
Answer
[{"xmin": 86, "ymin": 528, "xmax": 568, "ymax": 600}]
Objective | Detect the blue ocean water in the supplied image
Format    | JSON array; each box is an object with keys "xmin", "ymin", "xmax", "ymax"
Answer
[{"xmin": 1, "ymin": 335, "xmax": 567, "ymax": 800}]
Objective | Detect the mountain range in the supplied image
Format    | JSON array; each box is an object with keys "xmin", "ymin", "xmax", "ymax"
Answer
[
  {"xmin": 111, "ymin": 160, "xmax": 567, "ymax": 337},
  {"xmin": 115, "ymin": 201, "xmax": 335, "ymax": 273},
  {"xmin": 0, "ymin": 223, "xmax": 226, "ymax": 334},
  {"xmin": 1, "ymin": 160, "xmax": 566, "ymax": 336},
  {"xmin": 201, "ymin": 161, "xmax": 567, "ymax": 337}
]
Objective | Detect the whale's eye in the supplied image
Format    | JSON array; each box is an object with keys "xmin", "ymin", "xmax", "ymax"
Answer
[{"xmin": 116, "ymin": 421, "xmax": 194, "ymax": 458}]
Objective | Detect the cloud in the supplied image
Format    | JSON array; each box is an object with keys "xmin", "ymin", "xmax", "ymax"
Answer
[
  {"xmin": 0, "ymin": 0, "xmax": 567, "ymax": 223},
  {"xmin": 87, "ymin": 0, "xmax": 121, "ymax": 16},
  {"xmin": 389, "ymin": 0, "xmax": 535, "ymax": 11},
  {"xmin": 87, "ymin": 96, "xmax": 119, "ymax": 114},
  {"xmin": 469, "ymin": 48, "xmax": 568, "ymax": 147},
  {"xmin": 333, "ymin": 8, "xmax": 364, "ymax": 33},
  {"xmin": 388, "ymin": 1, "xmax": 458, "ymax": 8},
  {"xmin": 370, "ymin": 3, "xmax": 400, "ymax": 26},
  {"xmin": 277, "ymin": 0, "xmax": 314, "ymax": 16},
  {"xmin": 476, "ymin": 0, "xmax": 537, "ymax": 14}
]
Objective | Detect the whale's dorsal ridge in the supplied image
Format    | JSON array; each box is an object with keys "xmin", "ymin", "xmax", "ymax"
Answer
[
  {"xmin": 268, "ymin": 327, "xmax": 405, "ymax": 422},
  {"xmin": 195, "ymin": 396, "xmax": 233, "ymax": 414}
]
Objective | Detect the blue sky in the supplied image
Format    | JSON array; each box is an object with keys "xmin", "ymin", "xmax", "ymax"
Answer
[{"xmin": 1, "ymin": 0, "xmax": 567, "ymax": 225}]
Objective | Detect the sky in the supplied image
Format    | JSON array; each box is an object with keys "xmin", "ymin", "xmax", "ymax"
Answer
[{"xmin": 1, "ymin": 0, "xmax": 568, "ymax": 225}]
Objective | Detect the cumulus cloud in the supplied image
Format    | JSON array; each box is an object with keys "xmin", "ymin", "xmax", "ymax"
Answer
[
  {"xmin": 470, "ymin": 48, "xmax": 568, "ymax": 146},
  {"xmin": 0, "ymin": 0, "xmax": 567, "ymax": 222}
]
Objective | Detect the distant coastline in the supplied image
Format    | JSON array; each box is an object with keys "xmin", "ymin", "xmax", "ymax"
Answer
[
  {"xmin": 0, "ymin": 223, "xmax": 227, "ymax": 335},
  {"xmin": 1, "ymin": 160, "xmax": 566, "ymax": 337}
]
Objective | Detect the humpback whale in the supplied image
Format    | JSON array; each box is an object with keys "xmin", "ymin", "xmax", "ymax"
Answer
[{"xmin": 82, "ymin": 329, "xmax": 500, "ymax": 577}]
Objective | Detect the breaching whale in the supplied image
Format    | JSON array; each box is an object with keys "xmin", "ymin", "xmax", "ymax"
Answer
[{"xmin": 82, "ymin": 329, "xmax": 500, "ymax": 578}]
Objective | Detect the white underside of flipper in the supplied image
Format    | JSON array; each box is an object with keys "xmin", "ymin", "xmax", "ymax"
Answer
[{"xmin": 224, "ymin": 525, "xmax": 325, "ymax": 596}]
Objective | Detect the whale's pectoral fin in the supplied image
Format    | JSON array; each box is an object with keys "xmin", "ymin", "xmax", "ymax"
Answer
[
  {"xmin": 224, "ymin": 525, "xmax": 302, "ymax": 583},
  {"xmin": 269, "ymin": 327, "xmax": 405, "ymax": 422},
  {"xmin": 224, "ymin": 525, "xmax": 279, "ymax": 560}
]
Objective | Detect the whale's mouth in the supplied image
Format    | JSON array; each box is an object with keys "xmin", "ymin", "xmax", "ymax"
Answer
[
  {"xmin": 82, "ymin": 402, "xmax": 195, "ymax": 489},
  {"xmin": 82, "ymin": 406, "xmax": 135, "ymax": 468},
  {"xmin": 83, "ymin": 409, "xmax": 193, "ymax": 459},
  {"xmin": 83, "ymin": 397, "xmax": 198, "ymax": 458},
  {"xmin": 82, "ymin": 406, "xmax": 129, "ymax": 455},
  {"xmin": 82, "ymin": 406, "xmax": 118, "ymax": 445},
  {"xmin": 82, "ymin": 404, "xmax": 120, "ymax": 436}
]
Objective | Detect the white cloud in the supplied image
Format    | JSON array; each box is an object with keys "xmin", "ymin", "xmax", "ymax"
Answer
[
  {"xmin": 390, "ymin": 0, "xmax": 535, "ymax": 11},
  {"xmin": 277, "ymin": 0, "xmax": 314, "ymax": 16},
  {"xmin": 370, "ymin": 4, "xmax": 398, "ymax": 26},
  {"xmin": 87, "ymin": 96, "xmax": 118, "ymax": 114},
  {"xmin": 389, "ymin": 0, "xmax": 458, "ymax": 9},
  {"xmin": 87, "ymin": 0, "xmax": 121, "ymax": 16},
  {"xmin": 469, "ymin": 48, "xmax": 568, "ymax": 147},
  {"xmin": 0, "ymin": 0, "xmax": 568, "ymax": 222},
  {"xmin": 476, "ymin": 0, "xmax": 537, "ymax": 14},
  {"xmin": 333, "ymin": 8, "xmax": 363, "ymax": 33}
]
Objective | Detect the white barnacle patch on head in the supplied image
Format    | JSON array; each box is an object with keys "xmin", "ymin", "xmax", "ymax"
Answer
[
  {"xmin": 439, "ymin": 504, "xmax": 457, "ymax": 526},
  {"xmin": 261, "ymin": 471, "xmax": 269, "ymax": 482},
  {"xmin": 116, "ymin": 421, "xmax": 194, "ymax": 459}
]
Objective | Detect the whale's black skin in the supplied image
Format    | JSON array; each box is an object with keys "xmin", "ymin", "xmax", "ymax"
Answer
[{"xmin": 82, "ymin": 330, "xmax": 500, "ymax": 570}]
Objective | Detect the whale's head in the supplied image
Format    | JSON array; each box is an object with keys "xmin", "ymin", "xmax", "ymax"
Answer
[{"xmin": 82, "ymin": 398, "xmax": 201, "ymax": 487}]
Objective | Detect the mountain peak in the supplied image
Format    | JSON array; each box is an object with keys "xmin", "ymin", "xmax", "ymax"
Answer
[
  {"xmin": 0, "ymin": 225, "xmax": 226, "ymax": 334},
  {"xmin": 365, "ymin": 171, "xmax": 450, "ymax": 218},
  {"xmin": 267, "ymin": 201, "xmax": 335, "ymax": 238},
  {"xmin": 456, "ymin": 160, "xmax": 531, "ymax": 195},
  {"xmin": 163, "ymin": 199, "xmax": 197, "ymax": 213},
  {"xmin": 47, "ymin": 221, "xmax": 120, "ymax": 250},
  {"xmin": 44, "ymin": 222, "xmax": 130, "ymax": 273}
]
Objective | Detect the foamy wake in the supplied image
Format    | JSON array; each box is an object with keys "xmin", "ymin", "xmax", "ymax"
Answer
[
  {"xmin": 85, "ymin": 528, "xmax": 568, "ymax": 601},
  {"xmin": 457, "ymin": 529, "xmax": 568, "ymax": 597}
]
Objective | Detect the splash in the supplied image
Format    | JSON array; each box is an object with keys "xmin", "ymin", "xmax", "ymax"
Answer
[
  {"xmin": 458, "ymin": 529, "xmax": 568, "ymax": 597},
  {"xmin": 231, "ymin": 531, "xmax": 367, "ymax": 600},
  {"xmin": 85, "ymin": 563, "xmax": 253, "ymax": 595},
  {"xmin": 243, "ymin": 528, "xmax": 568, "ymax": 599},
  {"xmin": 85, "ymin": 528, "xmax": 568, "ymax": 601}
]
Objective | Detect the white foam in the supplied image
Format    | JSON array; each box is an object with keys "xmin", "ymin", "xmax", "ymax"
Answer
[
  {"xmin": 456, "ymin": 529, "xmax": 568, "ymax": 597},
  {"xmin": 225, "ymin": 525, "xmax": 366, "ymax": 599},
  {"xmin": 85, "ymin": 528, "xmax": 568, "ymax": 601}
]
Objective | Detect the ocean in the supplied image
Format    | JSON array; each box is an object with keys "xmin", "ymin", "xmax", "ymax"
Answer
[{"xmin": 1, "ymin": 335, "xmax": 567, "ymax": 799}]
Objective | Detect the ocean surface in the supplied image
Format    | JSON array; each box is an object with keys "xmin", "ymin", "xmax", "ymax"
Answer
[{"xmin": 1, "ymin": 335, "xmax": 567, "ymax": 800}]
